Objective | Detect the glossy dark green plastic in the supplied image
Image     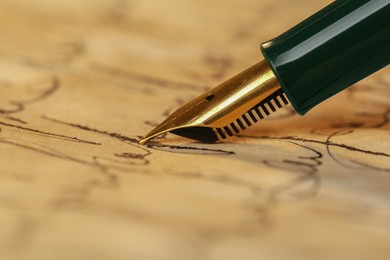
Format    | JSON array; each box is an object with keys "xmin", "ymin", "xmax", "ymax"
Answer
[{"xmin": 261, "ymin": 0, "xmax": 390, "ymax": 115}]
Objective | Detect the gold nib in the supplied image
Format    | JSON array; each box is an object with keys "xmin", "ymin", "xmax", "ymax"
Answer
[{"xmin": 139, "ymin": 60, "xmax": 289, "ymax": 144}]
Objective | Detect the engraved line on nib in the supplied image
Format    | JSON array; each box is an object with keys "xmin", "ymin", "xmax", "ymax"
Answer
[{"xmin": 139, "ymin": 60, "xmax": 290, "ymax": 144}]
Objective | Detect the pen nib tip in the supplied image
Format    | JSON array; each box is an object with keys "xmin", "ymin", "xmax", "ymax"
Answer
[{"xmin": 138, "ymin": 138, "xmax": 149, "ymax": 145}]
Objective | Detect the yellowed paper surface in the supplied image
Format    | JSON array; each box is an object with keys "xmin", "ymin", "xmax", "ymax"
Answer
[{"xmin": 0, "ymin": 0, "xmax": 389, "ymax": 259}]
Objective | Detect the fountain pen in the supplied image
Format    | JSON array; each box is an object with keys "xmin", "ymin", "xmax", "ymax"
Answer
[{"xmin": 140, "ymin": 0, "xmax": 390, "ymax": 144}]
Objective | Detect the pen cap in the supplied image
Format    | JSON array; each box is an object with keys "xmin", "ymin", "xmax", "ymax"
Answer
[{"xmin": 261, "ymin": 0, "xmax": 390, "ymax": 115}]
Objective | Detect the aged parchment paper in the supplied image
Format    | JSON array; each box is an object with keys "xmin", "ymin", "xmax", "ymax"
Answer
[{"xmin": 0, "ymin": 0, "xmax": 389, "ymax": 259}]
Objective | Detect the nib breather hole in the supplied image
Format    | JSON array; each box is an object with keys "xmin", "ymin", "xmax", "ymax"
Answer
[{"xmin": 206, "ymin": 94, "xmax": 215, "ymax": 101}]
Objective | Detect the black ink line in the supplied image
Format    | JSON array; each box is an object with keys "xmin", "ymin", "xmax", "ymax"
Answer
[
  {"xmin": 2, "ymin": 115, "xmax": 27, "ymax": 124},
  {"xmin": 95, "ymin": 155, "xmax": 149, "ymax": 168},
  {"xmin": 42, "ymin": 115, "xmax": 139, "ymax": 143},
  {"xmin": 23, "ymin": 77, "xmax": 60, "ymax": 104},
  {"xmin": 264, "ymin": 142, "xmax": 322, "ymax": 202},
  {"xmin": 43, "ymin": 116, "xmax": 153, "ymax": 164},
  {"xmin": 0, "ymin": 77, "xmax": 59, "ymax": 115},
  {"xmin": 325, "ymin": 130, "xmax": 390, "ymax": 173},
  {"xmin": 325, "ymin": 130, "xmax": 361, "ymax": 170},
  {"xmin": 349, "ymin": 159, "xmax": 390, "ymax": 173},
  {"xmin": 332, "ymin": 109, "xmax": 390, "ymax": 129},
  {"xmin": 358, "ymin": 109, "xmax": 390, "ymax": 128},
  {"xmin": 241, "ymin": 135, "xmax": 390, "ymax": 157},
  {"xmin": 0, "ymin": 139, "xmax": 99, "ymax": 168},
  {"xmin": 147, "ymin": 142, "xmax": 235, "ymax": 155},
  {"xmin": 0, "ymin": 103, "xmax": 23, "ymax": 114},
  {"xmin": 43, "ymin": 116, "xmax": 235, "ymax": 156},
  {"xmin": 0, "ymin": 121, "xmax": 100, "ymax": 145}
]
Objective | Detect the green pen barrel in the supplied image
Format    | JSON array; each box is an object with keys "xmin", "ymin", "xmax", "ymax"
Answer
[{"xmin": 261, "ymin": 0, "xmax": 390, "ymax": 115}]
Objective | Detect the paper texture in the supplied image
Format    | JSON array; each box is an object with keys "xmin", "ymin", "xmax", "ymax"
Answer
[{"xmin": 0, "ymin": 0, "xmax": 389, "ymax": 259}]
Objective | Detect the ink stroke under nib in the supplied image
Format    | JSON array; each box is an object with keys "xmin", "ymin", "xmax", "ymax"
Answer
[{"xmin": 139, "ymin": 60, "xmax": 290, "ymax": 145}]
